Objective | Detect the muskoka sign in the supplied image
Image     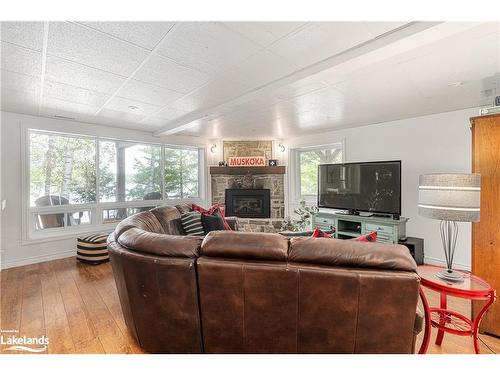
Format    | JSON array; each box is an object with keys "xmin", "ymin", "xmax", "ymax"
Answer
[{"xmin": 228, "ymin": 156, "xmax": 266, "ymax": 167}]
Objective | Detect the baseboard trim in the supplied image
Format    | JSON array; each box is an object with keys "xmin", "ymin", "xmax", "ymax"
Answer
[
  {"xmin": 1, "ymin": 249, "xmax": 75, "ymax": 270},
  {"xmin": 424, "ymin": 256, "xmax": 471, "ymax": 271}
]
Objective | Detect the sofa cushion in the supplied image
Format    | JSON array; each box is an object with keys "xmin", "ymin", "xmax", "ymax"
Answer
[
  {"xmin": 181, "ymin": 212, "xmax": 205, "ymax": 236},
  {"xmin": 289, "ymin": 237, "xmax": 417, "ymax": 272},
  {"xmin": 201, "ymin": 213, "xmax": 225, "ymax": 233},
  {"xmin": 201, "ymin": 231, "xmax": 289, "ymax": 261}
]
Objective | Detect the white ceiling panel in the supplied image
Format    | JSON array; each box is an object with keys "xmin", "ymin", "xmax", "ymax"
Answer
[
  {"xmin": 223, "ymin": 22, "xmax": 307, "ymax": 47},
  {"xmin": 134, "ymin": 54, "xmax": 211, "ymax": 94},
  {"xmin": 1, "ymin": 42, "xmax": 41, "ymax": 76},
  {"xmin": 43, "ymin": 81, "xmax": 109, "ymax": 108},
  {"xmin": 269, "ymin": 22, "xmax": 408, "ymax": 69},
  {"xmin": 45, "ymin": 56, "xmax": 125, "ymax": 94},
  {"xmin": 47, "ymin": 22, "xmax": 149, "ymax": 76},
  {"xmin": 1, "ymin": 70, "xmax": 40, "ymax": 115},
  {"xmin": 1, "ymin": 69, "xmax": 39, "ymax": 94},
  {"xmin": 2, "ymin": 21, "xmax": 499, "ymax": 136},
  {"xmin": 99, "ymin": 108, "xmax": 149, "ymax": 125},
  {"xmin": 155, "ymin": 107, "xmax": 190, "ymax": 121},
  {"xmin": 104, "ymin": 96, "xmax": 162, "ymax": 117},
  {"xmin": 41, "ymin": 96, "xmax": 98, "ymax": 116},
  {"xmin": 78, "ymin": 21, "xmax": 175, "ymax": 50},
  {"xmin": 0, "ymin": 21, "xmax": 44, "ymax": 51},
  {"xmin": 225, "ymin": 50, "xmax": 301, "ymax": 88},
  {"xmin": 156, "ymin": 22, "xmax": 262, "ymax": 74},
  {"xmin": 118, "ymin": 79, "xmax": 185, "ymax": 106}
]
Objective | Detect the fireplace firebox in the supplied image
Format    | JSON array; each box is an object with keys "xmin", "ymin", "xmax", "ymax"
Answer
[{"xmin": 225, "ymin": 189, "xmax": 271, "ymax": 218}]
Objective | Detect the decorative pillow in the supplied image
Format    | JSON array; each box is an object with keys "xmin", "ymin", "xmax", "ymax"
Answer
[
  {"xmin": 352, "ymin": 231, "xmax": 378, "ymax": 242},
  {"xmin": 311, "ymin": 228, "xmax": 333, "ymax": 238},
  {"xmin": 192, "ymin": 204, "xmax": 231, "ymax": 230},
  {"xmin": 201, "ymin": 213, "xmax": 225, "ymax": 233},
  {"xmin": 180, "ymin": 212, "xmax": 205, "ymax": 236}
]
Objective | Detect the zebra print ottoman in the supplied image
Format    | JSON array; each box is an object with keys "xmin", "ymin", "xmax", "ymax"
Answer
[{"xmin": 76, "ymin": 233, "xmax": 109, "ymax": 265}]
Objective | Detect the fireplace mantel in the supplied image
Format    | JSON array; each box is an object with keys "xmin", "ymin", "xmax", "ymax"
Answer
[{"xmin": 209, "ymin": 166, "xmax": 286, "ymax": 175}]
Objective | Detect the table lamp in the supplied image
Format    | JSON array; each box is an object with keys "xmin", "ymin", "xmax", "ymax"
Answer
[{"xmin": 418, "ymin": 173, "xmax": 481, "ymax": 282}]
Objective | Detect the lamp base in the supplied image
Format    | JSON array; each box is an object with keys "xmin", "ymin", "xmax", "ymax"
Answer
[{"xmin": 436, "ymin": 269, "xmax": 464, "ymax": 282}]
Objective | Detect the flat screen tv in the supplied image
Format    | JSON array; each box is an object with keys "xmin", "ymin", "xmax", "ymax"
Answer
[{"xmin": 318, "ymin": 160, "xmax": 401, "ymax": 215}]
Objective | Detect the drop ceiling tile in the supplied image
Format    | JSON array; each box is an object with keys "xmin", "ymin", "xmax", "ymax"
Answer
[
  {"xmin": 41, "ymin": 96, "xmax": 99, "ymax": 116},
  {"xmin": 78, "ymin": 21, "xmax": 175, "ymax": 50},
  {"xmin": 167, "ymin": 94, "xmax": 217, "ymax": 113},
  {"xmin": 47, "ymin": 22, "xmax": 149, "ymax": 76},
  {"xmin": 0, "ymin": 71, "xmax": 40, "ymax": 114},
  {"xmin": 45, "ymin": 56, "xmax": 125, "ymax": 94},
  {"xmin": 1, "ymin": 69, "xmax": 40, "ymax": 94},
  {"xmin": 43, "ymin": 80, "xmax": 109, "ymax": 108},
  {"xmin": 99, "ymin": 108, "xmax": 147, "ymax": 124},
  {"xmin": 1, "ymin": 21, "xmax": 44, "ymax": 51},
  {"xmin": 156, "ymin": 22, "xmax": 262, "ymax": 74},
  {"xmin": 223, "ymin": 22, "xmax": 307, "ymax": 47},
  {"xmin": 225, "ymin": 50, "xmax": 301, "ymax": 88},
  {"xmin": 156, "ymin": 107, "xmax": 190, "ymax": 122},
  {"xmin": 1, "ymin": 42, "xmax": 41, "ymax": 76},
  {"xmin": 105, "ymin": 96, "xmax": 162, "ymax": 117},
  {"xmin": 118, "ymin": 79, "xmax": 184, "ymax": 106},
  {"xmin": 270, "ymin": 22, "xmax": 405, "ymax": 69},
  {"xmin": 185, "ymin": 78, "xmax": 251, "ymax": 107},
  {"xmin": 134, "ymin": 54, "xmax": 211, "ymax": 94}
]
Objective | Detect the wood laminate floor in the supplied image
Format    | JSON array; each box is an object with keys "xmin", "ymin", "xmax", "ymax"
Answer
[{"xmin": 1, "ymin": 257, "xmax": 499, "ymax": 354}]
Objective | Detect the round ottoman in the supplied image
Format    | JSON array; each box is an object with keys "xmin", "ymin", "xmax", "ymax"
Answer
[{"xmin": 76, "ymin": 233, "xmax": 110, "ymax": 265}]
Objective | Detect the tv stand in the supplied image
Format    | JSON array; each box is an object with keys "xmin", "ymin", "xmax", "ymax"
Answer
[{"xmin": 313, "ymin": 211, "xmax": 408, "ymax": 244}]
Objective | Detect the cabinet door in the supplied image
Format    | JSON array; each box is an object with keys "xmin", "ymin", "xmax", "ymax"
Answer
[{"xmin": 471, "ymin": 115, "xmax": 500, "ymax": 336}]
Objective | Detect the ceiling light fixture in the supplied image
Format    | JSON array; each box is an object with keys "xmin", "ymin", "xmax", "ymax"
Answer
[
  {"xmin": 128, "ymin": 105, "xmax": 139, "ymax": 111},
  {"xmin": 448, "ymin": 81, "xmax": 463, "ymax": 87}
]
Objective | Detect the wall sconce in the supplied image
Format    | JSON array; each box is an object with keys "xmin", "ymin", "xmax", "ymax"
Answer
[
  {"xmin": 210, "ymin": 143, "xmax": 217, "ymax": 153},
  {"xmin": 278, "ymin": 143, "xmax": 285, "ymax": 153}
]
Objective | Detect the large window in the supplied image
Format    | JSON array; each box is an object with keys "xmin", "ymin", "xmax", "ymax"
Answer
[
  {"xmin": 297, "ymin": 145, "xmax": 343, "ymax": 197},
  {"xmin": 27, "ymin": 129, "xmax": 203, "ymax": 238},
  {"xmin": 164, "ymin": 147, "xmax": 199, "ymax": 199},
  {"xmin": 29, "ymin": 131, "xmax": 96, "ymax": 206},
  {"xmin": 99, "ymin": 140, "xmax": 162, "ymax": 202}
]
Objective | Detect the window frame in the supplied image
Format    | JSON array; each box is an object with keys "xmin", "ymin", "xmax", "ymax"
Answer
[
  {"xmin": 290, "ymin": 142, "xmax": 344, "ymax": 204},
  {"xmin": 23, "ymin": 128, "xmax": 206, "ymax": 243}
]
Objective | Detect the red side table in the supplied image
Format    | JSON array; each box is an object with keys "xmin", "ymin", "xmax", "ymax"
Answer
[{"xmin": 417, "ymin": 265, "xmax": 496, "ymax": 354}]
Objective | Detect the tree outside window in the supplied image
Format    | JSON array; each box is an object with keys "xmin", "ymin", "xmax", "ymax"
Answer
[
  {"xmin": 300, "ymin": 148, "xmax": 342, "ymax": 196},
  {"xmin": 164, "ymin": 147, "xmax": 199, "ymax": 199}
]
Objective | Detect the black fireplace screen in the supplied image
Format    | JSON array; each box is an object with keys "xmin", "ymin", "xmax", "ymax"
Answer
[{"xmin": 225, "ymin": 189, "xmax": 271, "ymax": 218}]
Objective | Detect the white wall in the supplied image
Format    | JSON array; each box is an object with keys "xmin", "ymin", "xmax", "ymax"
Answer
[
  {"xmin": 0, "ymin": 111, "xmax": 208, "ymax": 269},
  {"xmin": 286, "ymin": 107, "xmax": 479, "ymax": 270}
]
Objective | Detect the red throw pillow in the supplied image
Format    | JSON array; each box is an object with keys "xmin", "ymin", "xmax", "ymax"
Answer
[
  {"xmin": 353, "ymin": 231, "xmax": 377, "ymax": 242},
  {"xmin": 311, "ymin": 228, "xmax": 332, "ymax": 238},
  {"xmin": 192, "ymin": 204, "xmax": 231, "ymax": 230}
]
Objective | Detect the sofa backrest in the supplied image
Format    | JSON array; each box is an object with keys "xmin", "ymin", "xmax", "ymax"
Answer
[
  {"xmin": 108, "ymin": 205, "xmax": 203, "ymax": 353},
  {"xmin": 196, "ymin": 231, "xmax": 419, "ymax": 353}
]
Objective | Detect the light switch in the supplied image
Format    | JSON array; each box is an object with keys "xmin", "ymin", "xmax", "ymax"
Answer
[{"xmin": 1, "ymin": 200, "xmax": 6, "ymax": 211}]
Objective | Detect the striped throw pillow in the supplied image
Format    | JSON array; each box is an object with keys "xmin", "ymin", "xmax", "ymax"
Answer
[{"xmin": 181, "ymin": 212, "xmax": 205, "ymax": 236}]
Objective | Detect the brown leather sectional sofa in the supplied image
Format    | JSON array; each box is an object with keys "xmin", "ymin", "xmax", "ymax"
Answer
[{"xmin": 107, "ymin": 205, "xmax": 422, "ymax": 354}]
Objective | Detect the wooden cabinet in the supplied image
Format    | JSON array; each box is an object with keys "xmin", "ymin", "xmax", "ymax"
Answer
[{"xmin": 471, "ymin": 114, "xmax": 500, "ymax": 336}]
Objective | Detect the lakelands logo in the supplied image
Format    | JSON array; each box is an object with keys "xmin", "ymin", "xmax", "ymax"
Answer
[{"xmin": 1, "ymin": 330, "xmax": 49, "ymax": 352}]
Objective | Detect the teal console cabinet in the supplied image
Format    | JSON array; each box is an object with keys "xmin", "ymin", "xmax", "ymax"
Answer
[{"xmin": 312, "ymin": 211, "xmax": 408, "ymax": 244}]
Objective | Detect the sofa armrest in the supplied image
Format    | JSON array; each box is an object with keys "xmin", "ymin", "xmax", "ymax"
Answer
[{"xmin": 225, "ymin": 216, "xmax": 239, "ymax": 231}]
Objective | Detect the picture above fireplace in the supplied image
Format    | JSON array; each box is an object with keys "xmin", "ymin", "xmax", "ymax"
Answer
[{"xmin": 225, "ymin": 189, "xmax": 271, "ymax": 218}]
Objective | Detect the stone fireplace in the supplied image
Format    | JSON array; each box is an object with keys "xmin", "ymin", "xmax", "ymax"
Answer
[{"xmin": 209, "ymin": 140, "xmax": 285, "ymax": 232}]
